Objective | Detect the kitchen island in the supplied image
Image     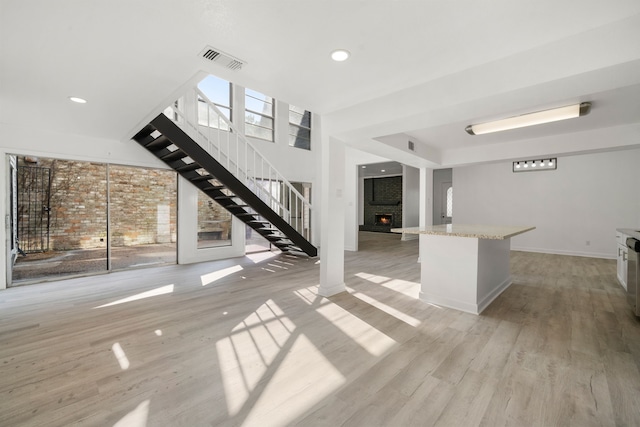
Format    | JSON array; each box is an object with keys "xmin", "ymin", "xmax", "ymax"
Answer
[{"xmin": 391, "ymin": 224, "xmax": 535, "ymax": 314}]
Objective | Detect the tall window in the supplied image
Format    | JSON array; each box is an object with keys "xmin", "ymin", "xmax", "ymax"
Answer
[
  {"xmin": 289, "ymin": 105, "xmax": 311, "ymax": 150},
  {"xmin": 245, "ymin": 89, "xmax": 274, "ymax": 141},
  {"xmin": 197, "ymin": 189, "xmax": 232, "ymax": 249},
  {"xmin": 197, "ymin": 75, "xmax": 232, "ymax": 131}
]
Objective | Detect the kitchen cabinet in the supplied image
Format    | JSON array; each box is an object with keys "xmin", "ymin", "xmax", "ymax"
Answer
[{"xmin": 617, "ymin": 231, "xmax": 628, "ymax": 290}]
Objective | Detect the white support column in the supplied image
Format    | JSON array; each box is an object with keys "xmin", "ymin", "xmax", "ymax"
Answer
[
  {"xmin": 419, "ymin": 167, "xmax": 433, "ymax": 227},
  {"xmin": 418, "ymin": 167, "xmax": 434, "ymax": 263},
  {"xmin": 401, "ymin": 164, "xmax": 420, "ymax": 241},
  {"xmin": 319, "ymin": 136, "xmax": 346, "ymax": 297}
]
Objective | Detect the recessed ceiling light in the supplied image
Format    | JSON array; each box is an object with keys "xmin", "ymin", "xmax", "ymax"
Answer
[
  {"xmin": 69, "ymin": 96, "xmax": 87, "ymax": 104},
  {"xmin": 361, "ymin": 165, "xmax": 366, "ymax": 168},
  {"xmin": 331, "ymin": 49, "xmax": 350, "ymax": 62},
  {"xmin": 381, "ymin": 169, "xmax": 386, "ymax": 172}
]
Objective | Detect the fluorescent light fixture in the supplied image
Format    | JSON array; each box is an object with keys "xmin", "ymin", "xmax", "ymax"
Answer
[
  {"xmin": 466, "ymin": 102, "xmax": 590, "ymax": 135},
  {"xmin": 513, "ymin": 158, "xmax": 557, "ymax": 173},
  {"xmin": 331, "ymin": 49, "xmax": 350, "ymax": 62}
]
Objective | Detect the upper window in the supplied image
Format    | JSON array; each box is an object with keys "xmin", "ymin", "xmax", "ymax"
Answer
[
  {"xmin": 245, "ymin": 89, "xmax": 274, "ymax": 142},
  {"xmin": 197, "ymin": 75, "xmax": 232, "ymax": 131},
  {"xmin": 288, "ymin": 106, "xmax": 311, "ymax": 150}
]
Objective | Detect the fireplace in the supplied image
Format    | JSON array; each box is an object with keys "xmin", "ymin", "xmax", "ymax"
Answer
[{"xmin": 375, "ymin": 214, "xmax": 393, "ymax": 226}]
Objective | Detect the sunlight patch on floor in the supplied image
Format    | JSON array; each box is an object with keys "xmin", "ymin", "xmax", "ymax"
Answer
[
  {"xmin": 315, "ymin": 301, "xmax": 397, "ymax": 356},
  {"xmin": 201, "ymin": 265, "xmax": 243, "ymax": 286},
  {"xmin": 349, "ymin": 288, "xmax": 421, "ymax": 327},
  {"xmin": 293, "ymin": 286, "xmax": 321, "ymax": 305},
  {"xmin": 113, "ymin": 399, "xmax": 150, "ymax": 427},
  {"xmin": 216, "ymin": 299, "xmax": 296, "ymax": 416},
  {"xmin": 94, "ymin": 284, "xmax": 174, "ymax": 308},
  {"xmin": 112, "ymin": 342, "xmax": 130, "ymax": 370},
  {"xmin": 246, "ymin": 251, "xmax": 278, "ymax": 263},
  {"xmin": 355, "ymin": 272, "xmax": 391, "ymax": 284},
  {"xmin": 241, "ymin": 334, "xmax": 346, "ymax": 426},
  {"xmin": 379, "ymin": 278, "xmax": 420, "ymax": 298}
]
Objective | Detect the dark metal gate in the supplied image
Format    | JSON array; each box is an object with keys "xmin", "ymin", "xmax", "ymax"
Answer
[{"xmin": 17, "ymin": 165, "xmax": 52, "ymax": 253}]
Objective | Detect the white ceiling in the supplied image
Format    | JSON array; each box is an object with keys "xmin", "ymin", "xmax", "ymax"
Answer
[
  {"xmin": 2, "ymin": 1, "xmax": 640, "ymax": 168},
  {"xmin": 358, "ymin": 161, "xmax": 404, "ymax": 179}
]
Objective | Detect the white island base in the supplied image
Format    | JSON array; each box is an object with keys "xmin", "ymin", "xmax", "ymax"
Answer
[{"xmin": 393, "ymin": 225, "xmax": 535, "ymax": 315}]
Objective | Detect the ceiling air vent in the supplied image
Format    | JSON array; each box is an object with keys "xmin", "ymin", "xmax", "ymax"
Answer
[
  {"xmin": 408, "ymin": 140, "xmax": 415, "ymax": 151},
  {"xmin": 199, "ymin": 46, "xmax": 245, "ymax": 71}
]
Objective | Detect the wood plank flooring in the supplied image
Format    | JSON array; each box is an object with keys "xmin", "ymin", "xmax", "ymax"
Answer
[{"xmin": 1, "ymin": 231, "xmax": 639, "ymax": 426}]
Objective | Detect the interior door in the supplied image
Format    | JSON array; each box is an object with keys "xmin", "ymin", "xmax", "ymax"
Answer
[
  {"xmin": 441, "ymin": 181, "xmax": 452, "ymax": 224},
  {"xmin": 7, "ymin": 156, "xmax": 18, "ymax": 285}
]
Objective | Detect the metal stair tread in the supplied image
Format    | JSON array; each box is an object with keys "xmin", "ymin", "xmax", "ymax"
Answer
[
  {"xmin": 145, "ymin": 136, "xmax": 172, "ymax": 151},
  {"xmin": 190, "ymin": 174, "xmax": 215, "ymax": 182},
  {"xmin": 175, "ymin": 163, "xmax": 202, "ymax": 172},
  {"xmin": 201, "ymin": 185, "xmax": 226, "ymax": 192},
  {"xmin": 160, "ymin": 150, "xmax": 188, "ymax": 161}
]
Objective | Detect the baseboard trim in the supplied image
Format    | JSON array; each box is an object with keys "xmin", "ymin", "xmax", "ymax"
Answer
[
  {"xmin": 477, "ymin": 277, "xmax": 512, "ymax": 314},
  {"xmin": 318, "ymin": 282, "xmax": 347, "ymax": 297},
  {"xmin": 418, "ymin": 291, "xmax": 481, "ymax": 315},
  {"xmin": 511, "ymin": 246, "xmax": 615, "ymax": 260}
]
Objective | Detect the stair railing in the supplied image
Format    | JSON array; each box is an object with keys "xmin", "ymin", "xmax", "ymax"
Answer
[{"xmin": 162, "ymin": 88, "xmax": 312, "ymax": 242}]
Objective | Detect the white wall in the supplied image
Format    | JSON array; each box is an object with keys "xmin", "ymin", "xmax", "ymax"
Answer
[
  {"xmin": 453, "ymin": 148, "xmax": 640, "ymax": 258},
  {"xmin": 344, "ymin": 148, "xmax": 392, "ymax": 251},
  {"xmin": 233, "ymin": 87, "xmax": 319, "ymax": 184}
]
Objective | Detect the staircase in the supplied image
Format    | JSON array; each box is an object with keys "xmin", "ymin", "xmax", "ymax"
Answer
[{"xmin": 133, "ymin": 90, "xmax": 316, "ymax": 257}]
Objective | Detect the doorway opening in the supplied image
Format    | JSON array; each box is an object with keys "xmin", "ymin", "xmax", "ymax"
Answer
[{"xmin": 433, "ymin": 168, "xmax": 452, "ymax": 225}]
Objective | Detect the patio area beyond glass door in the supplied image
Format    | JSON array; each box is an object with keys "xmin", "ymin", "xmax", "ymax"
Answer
[
  {"xmin": 10, "ymin": 155, "xmax": 177, "ymax": 285},
  {"xmin": 12, "ymin": 157, "xmax": 108, "ymax": 282},
  {"xmin": 108, "ymin": 165, "xmax": 177, "ymax": 270}
]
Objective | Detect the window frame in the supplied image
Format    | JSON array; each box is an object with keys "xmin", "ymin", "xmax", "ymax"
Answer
[
  {"xmin": 244, "ymin": 89, "xmax": 275, "ymax": 142},
  {"xmin": 288, "ymin": 106, "xmax": 312, "ymax": 150},
  {"xmin": 197, "ymin": 76, "xmax": 233, "ymax": 131}
]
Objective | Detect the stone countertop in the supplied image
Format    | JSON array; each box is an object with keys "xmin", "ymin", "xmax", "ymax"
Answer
[
  {"xmin": 391, "ymin": 224, "xmax": 536, "ymax": 240},
  {"xmin": 617, "ymin": 228, "xmax": 640, "ymax": 241}
]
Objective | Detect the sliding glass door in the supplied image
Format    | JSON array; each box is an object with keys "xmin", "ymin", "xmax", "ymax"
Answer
[{"xmin": 9, "ymin": 155, "xmax": 177, "ymax": 285}]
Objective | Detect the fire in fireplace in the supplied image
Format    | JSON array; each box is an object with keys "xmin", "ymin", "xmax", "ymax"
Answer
[{"xmin": 375, "ymin": 214, "xmax": 393, "ymax": 226}]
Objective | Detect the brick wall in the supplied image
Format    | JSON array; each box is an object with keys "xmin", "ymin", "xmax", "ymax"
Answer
[
  {"xmin": 360, "ymin": 176, "xmax": 403, "ymax": 232},
  {"xmin": 17, "ymin": 157, "xmax": 178, "ymax": 251}
]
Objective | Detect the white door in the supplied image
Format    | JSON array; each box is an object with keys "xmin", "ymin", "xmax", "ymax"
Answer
[{"xmin": 441, "ymin": 182, "xmax": 452, "ymax": 224}]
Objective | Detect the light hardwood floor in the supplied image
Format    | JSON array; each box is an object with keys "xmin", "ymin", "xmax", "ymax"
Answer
[{"xmin": 1, "ymin": 232, "xmax": 639, "ymax": 426}]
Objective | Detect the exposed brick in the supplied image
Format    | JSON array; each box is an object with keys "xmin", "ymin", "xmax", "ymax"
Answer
[{"xmin": 360, "ymin": 176, "xmax": 403, "ymax": 233}]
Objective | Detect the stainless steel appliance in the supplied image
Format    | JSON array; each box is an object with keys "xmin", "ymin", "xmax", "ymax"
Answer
[{"xmin": 626, "ymin": 237, "xmax": 640, "ymax": 317}]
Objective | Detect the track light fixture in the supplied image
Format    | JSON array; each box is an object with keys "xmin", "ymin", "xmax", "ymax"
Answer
[
  {"xmin": 466, "ymin": 103, "xmax": 591, "ymax": 135},
  {"xmin": 513, "ymin": 158, "xmax": 557, "ymax": 173}
]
